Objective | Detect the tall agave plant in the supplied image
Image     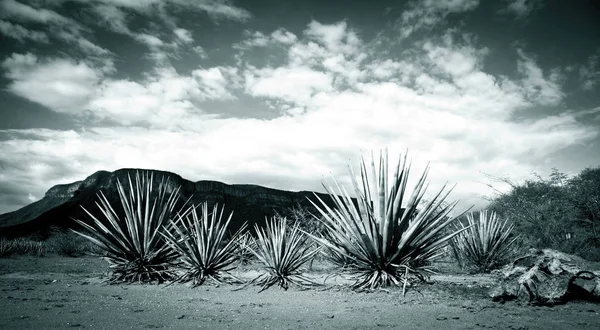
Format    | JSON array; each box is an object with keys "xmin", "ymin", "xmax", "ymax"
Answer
[
  {"xmin": 309, "ymin": 150, "xmax": 471, "ymax": 290},
  {"xmin": 246, "ymin": 216, "xmax": 319, "ymax": 292},
  {"xmin": 73, "ymin": 171, "xmax": 188, "ymax": 283},
  {"xmin": 162, "ymin": 202, "xmax": 247, "ymax": 286},
  {"xmin": 450, "ymin": 210, "xmax": 518, "ymax": 272}
]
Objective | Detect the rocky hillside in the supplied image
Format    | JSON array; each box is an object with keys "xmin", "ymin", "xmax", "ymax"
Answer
[{"xmin": 0, "ymin": 169, "xmax": 339, "ymax": 238}]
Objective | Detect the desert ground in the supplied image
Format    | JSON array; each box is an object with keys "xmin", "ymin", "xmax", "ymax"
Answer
[{"xmin": 0, "ymin": 256, "xmax": 599, "ymax": 330}]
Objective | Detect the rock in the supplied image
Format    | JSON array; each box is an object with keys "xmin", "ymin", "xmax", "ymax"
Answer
[{"xmin": 490, "ymin": 249, "xmax": 600, "ymax": 305}]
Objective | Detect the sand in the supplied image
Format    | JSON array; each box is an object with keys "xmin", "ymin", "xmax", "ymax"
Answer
[{"xmin": 1, "ymin": 256, "xmax": 599, "ymax": 329}]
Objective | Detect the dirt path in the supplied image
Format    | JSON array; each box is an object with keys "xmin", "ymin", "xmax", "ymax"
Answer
[{"xmin": 1, "ymin": 256, "xmax": 599, "ymax": 329}]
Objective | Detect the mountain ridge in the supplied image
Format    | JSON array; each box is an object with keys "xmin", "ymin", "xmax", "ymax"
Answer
[{"xmin": 0, "ymin": 168, "xmax": 340, "ymax": 238}]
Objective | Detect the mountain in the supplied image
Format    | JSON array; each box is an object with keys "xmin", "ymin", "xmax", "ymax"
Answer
[{"xmin": 0, "ymin": 168, "xmax": 341, "ymax": 238}]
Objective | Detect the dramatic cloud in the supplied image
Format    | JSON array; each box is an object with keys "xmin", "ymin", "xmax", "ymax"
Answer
[
  {"xmin": 0, "ymin": 1, "xmax": 598, "ymax": 216},
  {"xmin": 0, "ymin": 20, "xmax": 49, "ymax": 43},
  {"xmin": 516, "ymin": 49, "xmax": 565, "ymax": 106},
  {"xmin": 1, "ymin": 53, "xmax": 103, "ymax": 114}
]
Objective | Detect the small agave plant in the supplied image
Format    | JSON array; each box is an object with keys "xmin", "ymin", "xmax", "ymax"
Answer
[
  {"xmin": 450, "ymin": 210, "xmax": 519, "ymax": 273},
  {"xmin": 309, "ymin": 150, "xmax": 471, "ymax": 291},
  {"xmin": 73, "ymin": 171, "xmax": 188, "ymax": 284},
  {"xmin": 162, "ymin": 202, "xmax": 247, "ymax": 286},
  {"xmin": 245, "ymin": 216, "xmax": 319, "ymax": 292}
]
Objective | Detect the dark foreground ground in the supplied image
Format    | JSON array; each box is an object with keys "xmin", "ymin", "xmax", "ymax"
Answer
[{"xmin": 0, "ymin": 256, "xmax": 599, "ymax": 329}]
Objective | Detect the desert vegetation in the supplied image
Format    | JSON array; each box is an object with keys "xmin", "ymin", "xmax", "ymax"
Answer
[{"xmin": 2, "ymin": 152, "xmax": 600, "ymax": 298}]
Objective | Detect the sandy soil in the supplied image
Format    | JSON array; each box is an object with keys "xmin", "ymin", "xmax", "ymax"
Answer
[{"xmin": 1, "ymin": 256, "xmax": 599, "ymax": 329}]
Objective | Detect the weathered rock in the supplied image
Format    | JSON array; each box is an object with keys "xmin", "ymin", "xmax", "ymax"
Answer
[{"xmin": 490, "ymin": 249, "xmax": 600, "ymax": 305}]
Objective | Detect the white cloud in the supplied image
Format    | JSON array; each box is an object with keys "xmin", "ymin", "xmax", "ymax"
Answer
[
  {"xmin": 0, "ymin": 0, "xmax": 113, "ymax": 66},
  {"xmin": 1, "ymin": 53, "xmax": 103, "ymax": 114},
  {"xmin": 0, "ymin": 0, "xmax": 71, "ymax": 24},
  {"xmin": 245, "ymin": 66, "xmax": 334, "ymax": 106},
  {"xmin": 135, "ymin": 33, "xmax": 164, "ymax": 47},
  {"xmin": 500, "ymin": 0, "xmax": 543, "ymax": 19},
  {"xmin": 423, "ymin": 37, "xmax": 488, "ymax": 78},
  {"xmin": 0, "ymin": 19, "xmax": 49, "ymax": 43},
  {"xmin": 304, "ymin": 21, "xmax": 361, "ymax": 55},
  {"xmin": 1, "ymin": 19, "xmax": 598, "ymax": 218},
  {"xmin": 192, "ymin": 66, "xmax": 240, "ymax": 100},
  {"xmin": 234, "ymin": 30, "xmax": 270, "ymax": 49},
  {"xmin": 271, "ymin": 28, "xmax": 297, "ymax": 44},
  {"xmin": 516, "ymin": 49, "xmax": 565, "ymax": 106},
  {"xmin": 397, "ymin": 0, "xmax": 480, "ymax": 37},
  {"xmin": 579, "ymin": 50, "xmax": 599, "ymax": 91},
  {"xmin": 174, "ymin": 28, "xmax": 193, "ymax": 44}
]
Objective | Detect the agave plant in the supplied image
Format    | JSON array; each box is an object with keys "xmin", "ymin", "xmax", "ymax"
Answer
[
  {"xmin": 309, "ymin": 150, "xmax": 471, "ymax": 291},
  {"xmin": 73, "ymin": 171, "xmax": 188, "ymax": 284},
  {"xmin": 246, "ymin": 216, "xmax": 319, "ymax": 292},
  {"xmin": 450, "ymin": 210, "xmax": 519, "ymax": 272},
  {"xmin": 162, "ymin": 202, "xmax": 247, "ymax": 286}
]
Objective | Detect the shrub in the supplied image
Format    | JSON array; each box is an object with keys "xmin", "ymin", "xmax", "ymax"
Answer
[
  {"xmin": 309, "ymin": 150, "xmax": 470, "ymax": 291},
  {"xmin": 0, "ymin": 238, "xmax": 14, "ymax": 257},
  {"xmin": 485, "ymin": 168, "xmax": 600, "ymax": 261},
  {"xmin": 246, "ymin": 216, "xmax": 319, "ymax": 292},
  {"xmin": 73, "ymin": 171, "xmax": 188, "ymax": 283},
  {"xmin": 162, "ymin": 202, "xmax": 247, "ymax": 286},
  {"xmin": 0, "ymin": 237, "xmax": 45, "ymax": 257},
  {"xmin": 450, "ymin": 210, "xmax": 518, "ymax": 272},
  {"xmin": 46, "ymin": 230, "xmax": 88, "ymax": 257}
]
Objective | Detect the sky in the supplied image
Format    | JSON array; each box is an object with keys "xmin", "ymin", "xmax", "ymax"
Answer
[{"xmin": 0, "ymin": 0, "xmax": 599, "ymax": 215}]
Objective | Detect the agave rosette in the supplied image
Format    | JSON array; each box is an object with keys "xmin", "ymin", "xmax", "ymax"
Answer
[
  {"xmin": 163, "ymin": 202, "xmax": 247, "ymax": 286},
  {"xmin": 246, "ymin": 216, "xmax": 319, "ymax": 292},
  {"xmin": 309, "ymin": 150, "xmax": 471, "ymax": 290},
  {"xmin": 73, "ymin": 171, "xmax": 188, "ymax": 283},
  {"xmin": 451, "ymin": 210, "xmax": 518, "ymax": 272}
]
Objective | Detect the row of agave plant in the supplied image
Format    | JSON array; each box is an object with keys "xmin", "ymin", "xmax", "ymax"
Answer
[{"xmin": 73, "ymin": 150, "xmax": 518, "ymax": 291}]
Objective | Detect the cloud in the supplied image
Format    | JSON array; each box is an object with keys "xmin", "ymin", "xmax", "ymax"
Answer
[
  {"xmin": 516, "ymin": 49, "xmax": 565, "ymax": 106},
  {"xmin": 86, "ymin": 66, "xmax": 242, "ymax": 126},
  {"xmin": 245, "ymin": 66, "xmax": 334, "ymax": 106},
  {"xmin": 234, "ymin": 28, "xmax": 299, "ymax": 50},
  {"xmin": 0, "ymin": 19, "xmax": 49, "ymax": 43},
  {"xmin": 579, "ymin": 49, "xmax": 600, "ymax": 91},
  {"xmin": 499, "ymin": 0, "xmax": 544, "ymax": 19},
  {"xmin": 1, "ymin": 19, "xmax": 598, "ymax": 216},
  {"xmin": 396, "ymin": 0, "xmax": 480, "ymax": 38},
  {"xmin": 234, "ymin": 30, "xmax": 270, "ymax": 49},
  {"xmin": 0, "ymin": 0, "xmax": 113, "ymax": 69},
  {"xmin": 174, "ymin": 28, "xmax": 194, "ymax": 44},
  {"xmin": 192, "ymin": 66, "xmax": 241, "ymax": 100},
  {"xmin": 83, "ymin": 0, "xmax": 251, "ymax": 30},
  {"xmin": 1, "ymin": 53, "xmax": 103, "ymax": 114},
  {"xmin": 304, "ymin": 20, "xmax": 361, "ymax": 55},
  {"xmin": 0, "ymin": 0, "xmax": 71, "ymax": 24},
  {"xmin": 271, "ymin": 28, "xmax": 298, "ymax": 45}
]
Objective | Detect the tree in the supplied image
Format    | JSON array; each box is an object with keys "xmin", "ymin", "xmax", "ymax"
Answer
[
  {"xmin": 484, "ymin": 170, "xmax": 590, "ymax": 258},
  {"xmin": 567, "ymin": 167, "xmax": 600, "ymax": 245}
]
